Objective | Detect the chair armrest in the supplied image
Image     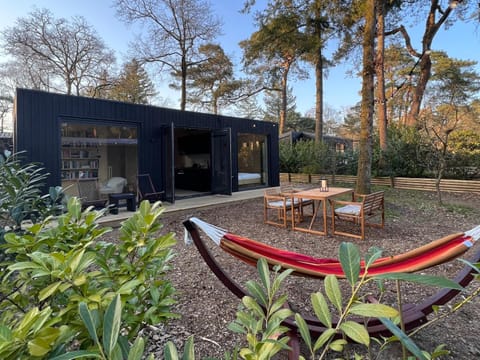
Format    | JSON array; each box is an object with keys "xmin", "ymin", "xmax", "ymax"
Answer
[
  {"xmin": 265, "ymin": 194, "xmax": 286, "ymax": 202},
  {"xmin": 331, "ymin": 199, "xmax": 362, "ymax": 207},
  {"xmin": 353, "ymin": 193, "xmax": 368, "ymax": 201}
]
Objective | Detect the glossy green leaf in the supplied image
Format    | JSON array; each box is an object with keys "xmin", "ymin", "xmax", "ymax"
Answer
[
  {"xmin": 242, "ymin": 296, "xmax": 265, "ymax": 318},
  {"xmin": 117, "ymin": 279, "xmax": 142, "ymax": 295},
  {"xmin": 7, "ymin": 261, "xmax": 45, "ymax": 272},
  {"xmin": 34, "ymin": 327, "xmax": 60, "ymax": 347},
  {"xmin": 245, "ymin": 280, "xmax": 268, "ymax": 306},
  {"xmin": 109, "ymin": 343, "xmax": 123, "ymax": 360},
  {"xmin": 228, "ymin": 322, "xmax": 245, "ymax": 334},
  {"xmin": 103, "ymin": 294, "xmax": 122, "ymax": 356},
  {"xmin": 294, "ymin": 313, "xmax": 311, "ymax": 348},
  {"xmin": 127, "ymin": 337, "xmax": 145, "ymax": 360},
  {"xmin": 38, "ymin": 281, "xmax": 62, "ymax": 302},
  {"xmin": 73, "ymin": 274, "xmax": 87, "ymax": 286},
  {"xmin": 349, "ymin": 303, "xmax": 398, "ymax": 318},
  {"xmin": 16, "ymin": 307, "xmax": 40, "ymax": 338},
  {"xmin": 68, "ymin": 248, "xmax": 86, "ymax": 273},
  {"xmin": 313, "ymin": 328, "xmax": 336, "ymax": 351},
  {"xmin": 269, "ymin": 308, "xmax": 293, "ymax": 326},
  {"xmin": 79, "ymin": 303, "xmax": 99, "ymax": 344},
  {"xmin": 273, "ymin": 268, "xmax": 294, "ymax": 290},
  {"xmin": 269, "ymin": 294, "xmax": 289, "ymax": 315},
  {"xmin": 374, "ymin": 273, "xmax": 464, "ymax": 290},
  {"xmin": 458, "ymin": 258, "xmax": 480, "ymax": 273},
  {"xmin": 49, "ymin": 350, "xmax": 102, "ymax": 360},
  {"xmin": 340, "ymin": 321, "xmax": 370, "ymax": 346},
  {"xmin": 339, "ymin": 242, "xmax": 361, "ymax": 285},
  {"xmin": 28, "ymin": 337, "xmax": 52, "ymax": 357},
  {"xmin": 311, "ymin": 292, "xmax": 332, "ymax": 328},
  {"xmin": 328, "ymin": 338, "xmax": 347, "ymax": 352},
  {"xmin": 164, "ymin": 341, "xmax": 179, "ymax": 360},
  {"xmin": 365, "ymin": 247, "xmax": 383, "ymax": 267},
  {"xmin": 324, "ymin": 275, "xmax": 342, "ymax": 313},
  {"xmin": 257, "ymin": 258, "xmax": 271, "ymax": 291},
  {"xmin": 0, "ymin": 325, "xmax": 13, "ymax": 342},
  {"xmin": 379, "ymin": 317, "xmax": 428, "ymax": 360},
  {"xmin": 181, "ymin": 336, "xmax": 195, "ymax": 360}
]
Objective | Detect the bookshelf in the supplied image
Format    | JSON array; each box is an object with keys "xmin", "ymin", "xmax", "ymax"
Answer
[{"xmin": 61, "ymin": 147, "xmax": 99, "ymax": 180}]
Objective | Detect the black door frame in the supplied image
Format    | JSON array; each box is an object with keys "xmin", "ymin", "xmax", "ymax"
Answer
[{"xmin": 211, "ymin": 128, "xmax": 232, "ymax": 195}]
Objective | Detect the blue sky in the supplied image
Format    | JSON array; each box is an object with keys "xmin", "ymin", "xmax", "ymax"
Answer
[{"xmin": 1, "ymin": 0, "xmax": 479, "ymax": 115}]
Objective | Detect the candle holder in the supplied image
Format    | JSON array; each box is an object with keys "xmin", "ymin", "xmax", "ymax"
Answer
[{"xmin": 320, "ymin": 177, "xmax": 329, "ymax": 192}]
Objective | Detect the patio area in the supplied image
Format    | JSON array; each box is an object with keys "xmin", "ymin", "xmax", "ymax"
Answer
[{"xmin": 98, "ymin": 188, "xmax": 266, "ymax": 227}]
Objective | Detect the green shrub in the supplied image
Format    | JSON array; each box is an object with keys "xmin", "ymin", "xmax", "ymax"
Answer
[
  {"xmin": 374, "ymin": 125, "xmax": 431, "ymax": 177},
  {"xmin": 279, "ymin": 140, "xmax": 341, "ymax": 174},
  {"xmin": 0, "ymin": 198, "xmax": 177, "ymax": 358},
  {"xmin": 0, "ymin": 152, "xmax": 65, "ymax": 262}
]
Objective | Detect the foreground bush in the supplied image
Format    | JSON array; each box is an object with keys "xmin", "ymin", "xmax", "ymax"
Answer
[
  {"xmin": 0, "ymin": 199, "xmax": 177, "ymax": 359},
  {"xmin": 0, "ymin": 152, "xmax": 64, "ymax": 262}
]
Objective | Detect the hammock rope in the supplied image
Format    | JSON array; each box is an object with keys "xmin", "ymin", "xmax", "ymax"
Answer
[{"xmin": 185, "ymin": 217, "xmax": 480, "ymax": 279}]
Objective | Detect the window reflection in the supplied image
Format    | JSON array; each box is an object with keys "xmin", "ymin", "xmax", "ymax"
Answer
[{"xmin": 61, "ymin": 122, "xmax": 138, "ymax": 196}]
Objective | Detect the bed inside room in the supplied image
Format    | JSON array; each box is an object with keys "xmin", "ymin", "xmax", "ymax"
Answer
[
  {"xmin": 238, "ymin": 172, "xmax": 262, "ymax": 186},
  {"xmin": 237, "ymin": 133, "xmax": 268, "ymax": 188}
]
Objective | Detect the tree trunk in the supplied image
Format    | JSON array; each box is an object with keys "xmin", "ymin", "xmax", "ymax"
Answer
[
  {"xmin": 279, "ymin": 65, "xmax": 290, "ymax": 135},
  {"xmin": 181, "ymin": 55, "xmax": 187, "ymax": 111},
  {"xmin": 407, "ymin": 52, "xmax": 433, "ymax": 127},
  {"xmin": 315, "ymin": 46, "xmax": 324, "ymax": 143},
  {"xmin": 406, "ymin": 0, "xmax": 455, "ymax": 126},
  {"xmin": 375, "ymin": 0, "xmax": 387, "ymax": 153},
  {"xmin": 435, "ymin": 159, "xmax": 444, "ymax": 205},
  {"xmin": 356, "ymin": 0, "xmax": 376, "ymax": 195}
]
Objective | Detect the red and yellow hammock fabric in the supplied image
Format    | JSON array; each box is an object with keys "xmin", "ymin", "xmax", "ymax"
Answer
[{"xmin": 185, "ymin": 217, "xmax": 480, "ymax": 279}]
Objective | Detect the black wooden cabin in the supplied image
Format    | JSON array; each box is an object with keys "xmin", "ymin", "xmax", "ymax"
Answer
[{"xmin": 14, "ymin": 89, "xmax": 279, "ymax": 202}]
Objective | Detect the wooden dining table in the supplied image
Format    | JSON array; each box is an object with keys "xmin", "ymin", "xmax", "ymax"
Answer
[{"xmin": 291, "ymin": 187, "xmax": 354, "ymax": 236}]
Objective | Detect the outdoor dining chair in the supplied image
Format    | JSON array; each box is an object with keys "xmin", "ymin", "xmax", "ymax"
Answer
[
  {"xmin": 77, "ymin": 179, "xmax": 108, "ymax": 210},
  {"xmin": 136, "ymin": 174, "xmax": 164, "ymax": 203}
]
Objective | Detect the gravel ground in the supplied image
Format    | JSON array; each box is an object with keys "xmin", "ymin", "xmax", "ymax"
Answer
[{"xmin": 109, "ymin": 188, "xmax": 480, "ymax": 359}]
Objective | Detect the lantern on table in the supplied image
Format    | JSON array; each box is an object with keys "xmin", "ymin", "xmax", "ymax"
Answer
[{"xmin": 320, "ymin": 177, "xmax": 329, "ymax": 192}]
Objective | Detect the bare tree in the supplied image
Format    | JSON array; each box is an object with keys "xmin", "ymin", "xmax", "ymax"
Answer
[
  {"xmin": 386, "ymin": 0, "xmax": 474, "ymax": 127},
  {"xmin": 114, "ymin": 0, "xmax": 221, "ymax": 111},
  {"xmin": 421, "ymin": 53, "xmax": 480, "ymax": 203},
  {"xmin": 0, "ymin": 94, "xmax": 13, "ymax": 133},
  {"xmin": 1, "ymin": 8, "xmax": 115, "ymax": 96}
]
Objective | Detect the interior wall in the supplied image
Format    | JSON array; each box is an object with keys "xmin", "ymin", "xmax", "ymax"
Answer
[{"xmin": 107, "ymin": 145, "xmax": 125, "ymax": 177}]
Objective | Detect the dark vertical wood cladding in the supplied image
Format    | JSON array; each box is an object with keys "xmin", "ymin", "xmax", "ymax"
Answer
[{"xmin": 14, "ymin": 88, "xmax": 280, "ymax": 192}]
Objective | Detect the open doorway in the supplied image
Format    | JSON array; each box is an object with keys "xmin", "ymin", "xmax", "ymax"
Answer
[{"xmin": 174, "ymin": 128, "xmax": 212, "ymax": 199}]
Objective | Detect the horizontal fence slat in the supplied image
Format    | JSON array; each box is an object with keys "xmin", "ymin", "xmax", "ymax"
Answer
[{"xmin": 280, "ymin": 173, "xmax": 480, "ymax": 194}]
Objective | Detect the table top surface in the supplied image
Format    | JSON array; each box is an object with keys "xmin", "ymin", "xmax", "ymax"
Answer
[{"xmin": 293, "ymin": 187, "xmax": 353, "ymax": 199}]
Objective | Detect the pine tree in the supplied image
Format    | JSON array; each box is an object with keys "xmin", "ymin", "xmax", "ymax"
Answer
[{"xmin": 110, "ymin": 59, "xmax": 156, "ymax": 104}]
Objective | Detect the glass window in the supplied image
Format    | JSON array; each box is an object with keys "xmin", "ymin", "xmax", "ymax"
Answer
[
  {"xmin": 61, "ymin": 122, "xmax": 138, "ymax": 195},
  {"xmin": 237, "ymin": 133, "xmax": 268, "ymax": 187}
]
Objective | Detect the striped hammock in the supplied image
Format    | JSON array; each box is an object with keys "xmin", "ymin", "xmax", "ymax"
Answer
[{"xmin": 184, "ymin": 217, "xmax": 480, "ymax": 279}]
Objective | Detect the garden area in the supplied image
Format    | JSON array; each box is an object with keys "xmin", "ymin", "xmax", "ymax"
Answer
[
  {"xmin": 1, "ymin": 150, "xmax": 480, "ymax": 359},
  {"xmin": 154, "ymin": 188, "xmax": 480, "ymax": 359}
]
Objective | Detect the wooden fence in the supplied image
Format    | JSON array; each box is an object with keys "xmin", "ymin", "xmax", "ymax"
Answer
[{"xmin": 280, "ymin": 173, "xmax": 480, "ymax": 194}]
